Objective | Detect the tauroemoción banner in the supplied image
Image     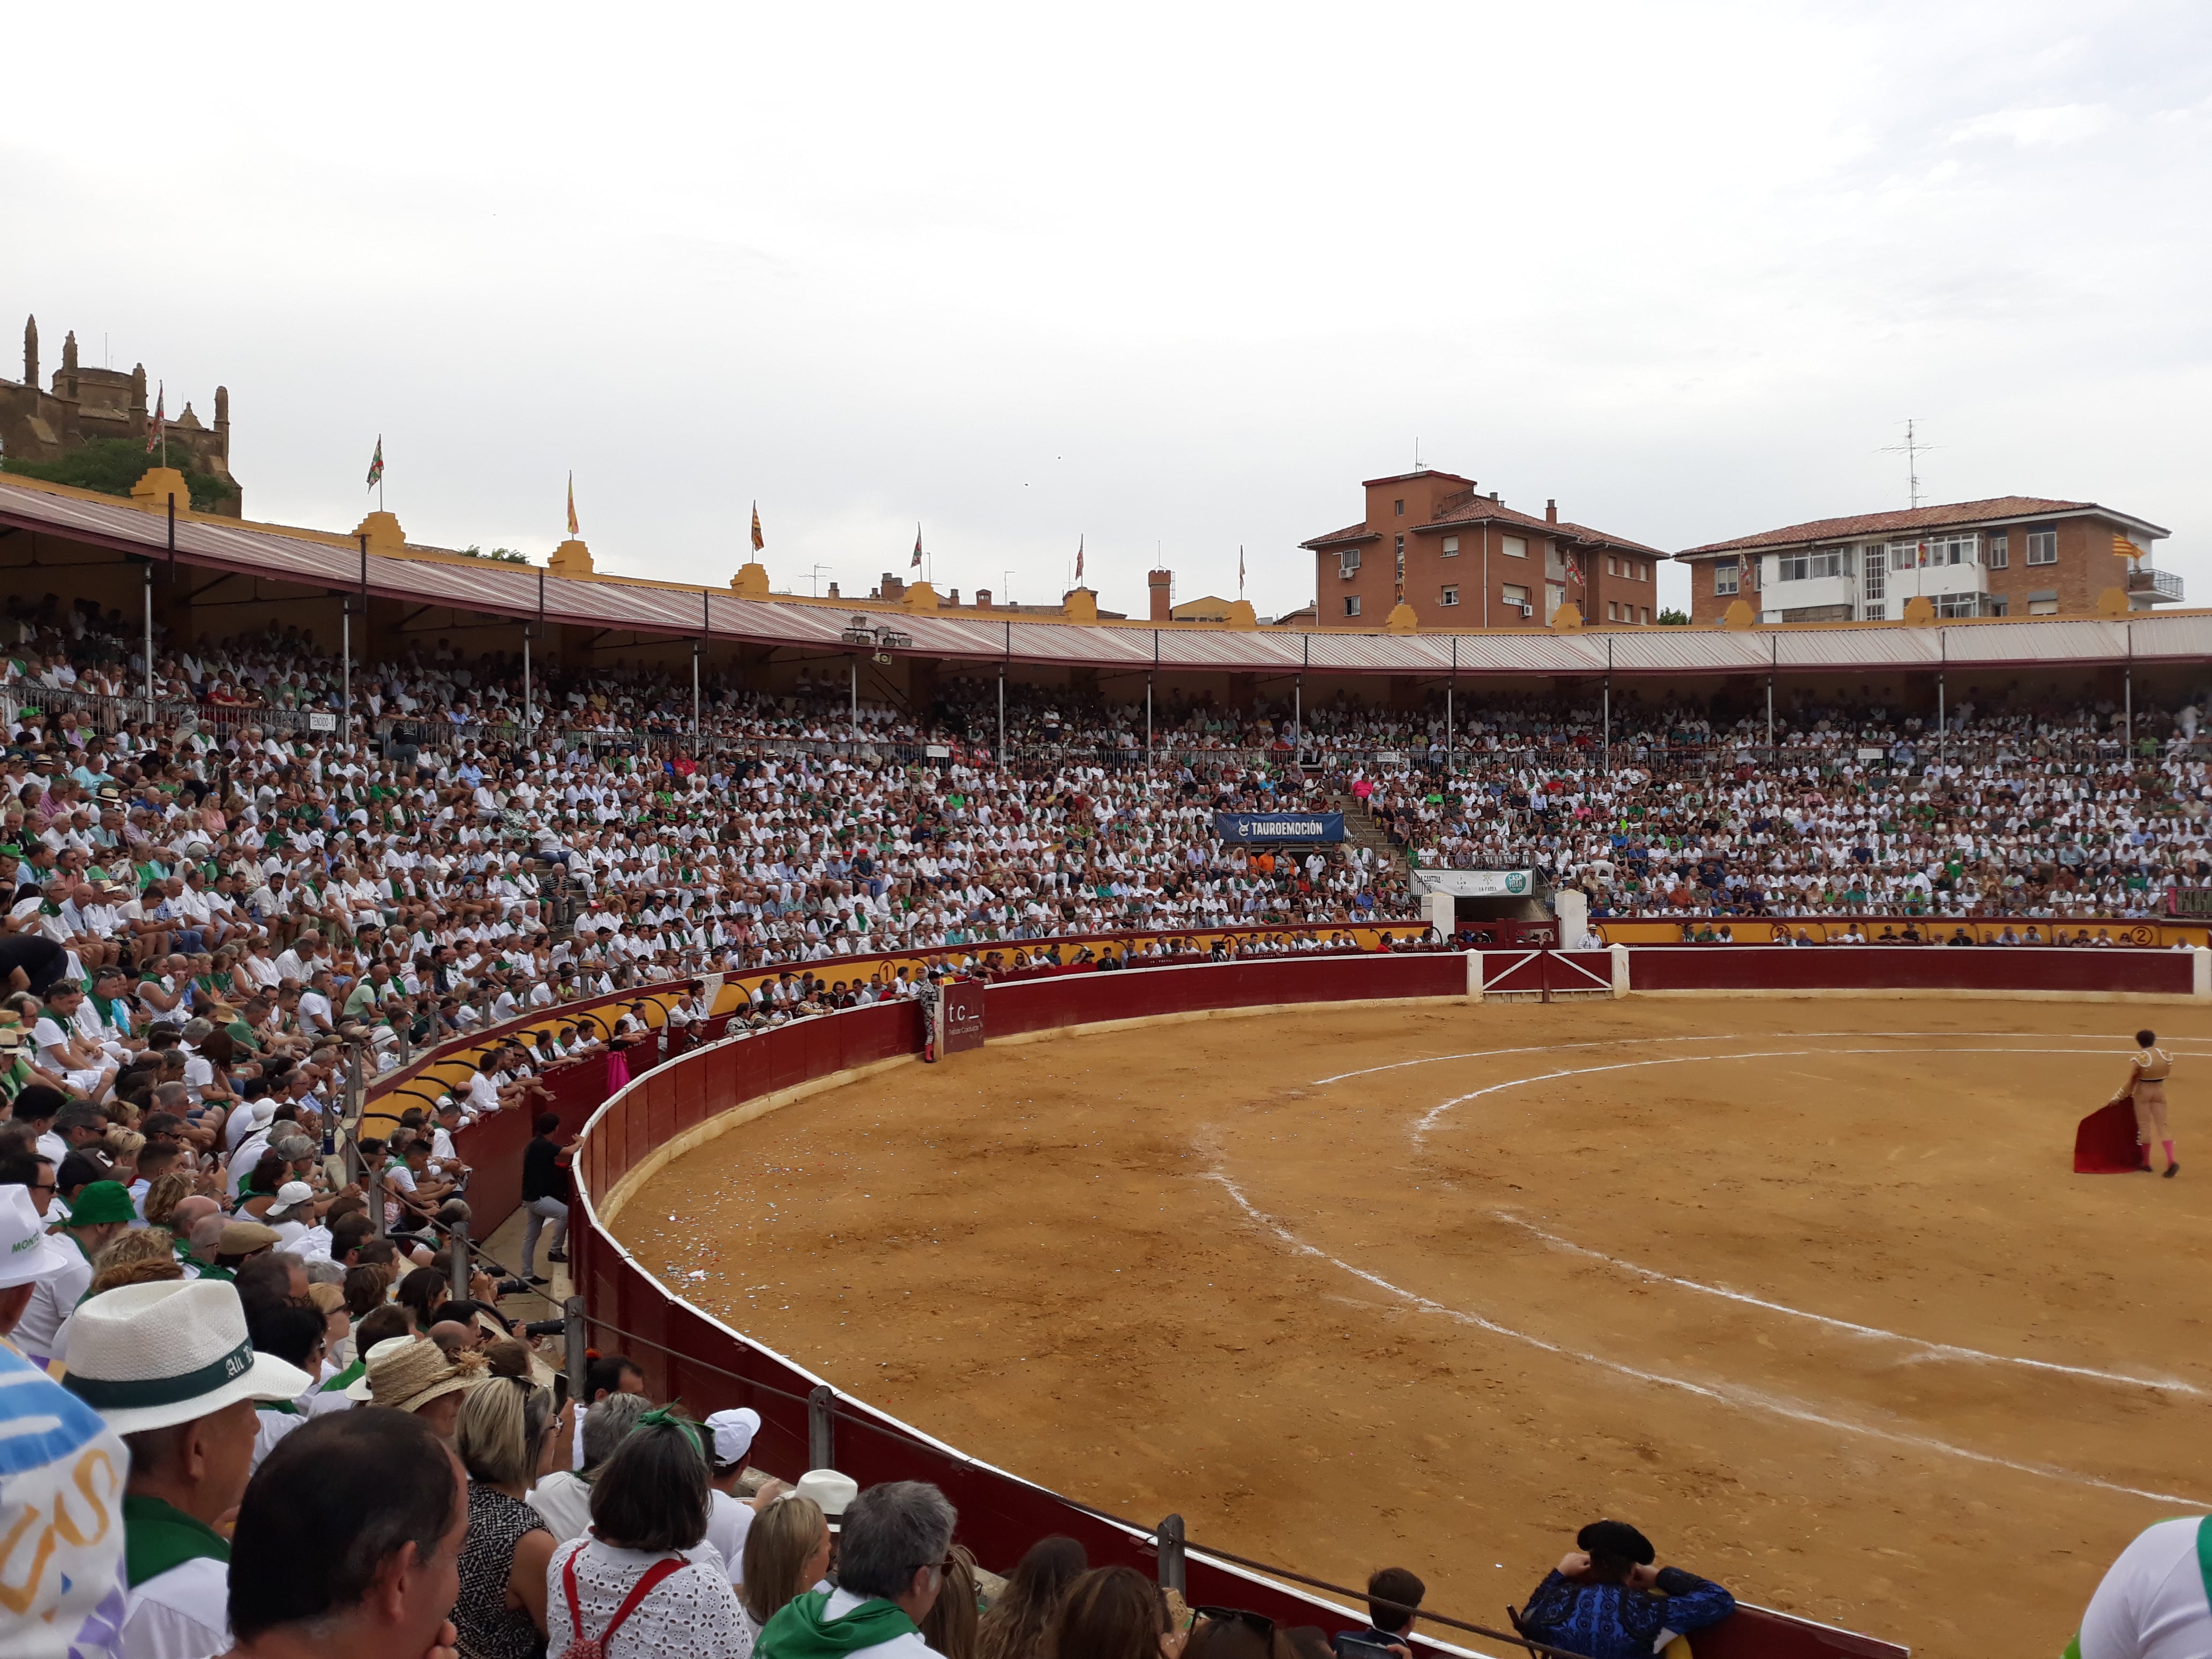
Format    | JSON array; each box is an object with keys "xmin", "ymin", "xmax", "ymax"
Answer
[{"xmin": 1213, "ymin": 811, "xmax": 1345, "ymax": 843}]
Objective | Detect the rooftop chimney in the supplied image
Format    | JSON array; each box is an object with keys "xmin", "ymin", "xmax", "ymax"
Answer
[
  {"xmin": 827, "ymin": 581, "xmax": 841, "ymax": 600},
  {"xmin": 1546, "ymin": 499, "xmax": 1557, "ymax": 524},
  {"xmin": 880, "ymin": 572, "xmax": 905, "ymax": 600},
  {"xmin": 948, "ymin": 587, "xmax": 960, "ymax": 606},
  {"xmin": 975, "ymin": 588, "xmax": 992, "ymax": 609},
  {"xmin": 1489, "ymin": 490, "xmax": 1499, "ymax": 502},
  {"xmin": 1148, "ymin": 568, "xmax": 1172, "ymax": 622}
]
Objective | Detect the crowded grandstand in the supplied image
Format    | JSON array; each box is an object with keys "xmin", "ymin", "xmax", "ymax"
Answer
[{"xmin": 2, "ymin": 472, "xmax": 2205, "ymax": 1659}]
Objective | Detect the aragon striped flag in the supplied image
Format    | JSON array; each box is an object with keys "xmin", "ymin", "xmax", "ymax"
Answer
[
  {"xmin": 751, "ymin": 502, "xmax": 765, "ymax": 552},
  {"xmin": 145, "ymin": 384, "xmax": 165, "ymax": 455}
]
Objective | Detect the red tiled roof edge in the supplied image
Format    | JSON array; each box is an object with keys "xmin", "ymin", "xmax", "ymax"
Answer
[{"xmin": 1677, "ymin": 496, "xmax": 2167, "ymax": 557}]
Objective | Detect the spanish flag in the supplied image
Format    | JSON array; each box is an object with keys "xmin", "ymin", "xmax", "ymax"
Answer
[
  {"xmin": 752, "ymin": 502, "xmax": 765, "ymax": 552},
  {"xmin": 566, "ymin": 473, "xmax": 580, "ymax": 537}
]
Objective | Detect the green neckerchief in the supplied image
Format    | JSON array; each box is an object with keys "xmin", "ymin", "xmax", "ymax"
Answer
[
  {"xmin": 194, "ymin": 1262, "xmax": 236, "ymax": 1284},
  {"xmin": 757, "ymin": 1592, "xmax": 920, "ymax": 1659},
  {"xmin": 319, "ymin": 1357, "xmax": 364, "ymax": 1393},
  {"xmin": 256, "ymin": 1399, "xmax": 298, "ymax": 1416},
  {"xmin": 123, "ymin": 1492, "xmax": 229, "ymax": 1588}
]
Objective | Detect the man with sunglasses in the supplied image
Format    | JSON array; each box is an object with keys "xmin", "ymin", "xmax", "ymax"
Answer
[{"xmin": 756, "ymin": 1480, "xmax": 957, "ymax": 1659}]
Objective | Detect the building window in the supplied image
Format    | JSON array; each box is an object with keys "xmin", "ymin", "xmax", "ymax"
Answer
[
  {"xmin": 1441, "ymin": 535, "xmax": 1459, "ymax": 557},
  {"xmin": 1545, "ymin": 583, "xmax": 1565, "ymax": 623},
  {"xmin": 1344, "ymin": 595, "xmax": 1362, "ymax": 617},
  {"xmin": 1606, "ymin": 601, "xmax": 1618, "ymax": 621},
  {"xmin": 1924, "ymin": 532, "xmax": 1976, "ymax": 566},
  {"xmin": 1986, "ymin": 532, "xmax": 2008, "ymax": 570},
  {"xmin": 1440, "ymin": 585, "xmax": 1459, "ymax": 607},
  {"xmin": 1639, "ymin": 606, "xmax": 1650, "ymax": 623},
  {"xmin": 1606, "ymin": 556, "xmax": 1617, "ymax": 577},
  {"xmin": 2029, "ymin": 597, "xmax": 2058, "ymax": 615},
  {"xmin": 1394, "ymin": 498, "xmax": 1405, "ymax": 517},
  {"xmin": 2026, "ymin": 525, "xmax": 2058, "ymax": 565},
  {"xmin": 1393, "ymin": 534, "xmax": 1405, "ymax": 563},
  {"xmin": 1501, "ymin": 583, "xmax": 1531, "ymax": 612},
  {"xmin": 1936, "ymin": 593, "xmax": 1981, "ymax": 618},
  {"xmin": 1714, "ymin": 559, "xmax": 1739, "ymax": 596},
  {"xmin": 1986, "ymin": 595, "xmax": 2009, "ymax": 617},
  {"xmin": 1776, "ymin": 549, "xmax": 1847, "ymax": 582},
  {"xmin": 1339, "ymin": 548, "xmax": 1361, "ymax": 576},
  {"xmin": 1864, "ymin": 603, "xmax": 1886, "ymax": 621},
  {"xmin": 1501, "ymin": 535, "xmax": 1527, "ymax": 559}
]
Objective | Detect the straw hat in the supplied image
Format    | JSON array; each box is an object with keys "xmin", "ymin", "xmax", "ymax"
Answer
[
  {"xmin": 59, "ymin": 1280, "xmax": 316, "ymax": 1437},
  {"xmin": 358, "ymin": 1336, "xmax": 485, "ymax": 1414},
  {"xmin": 343, "ymin": 1334, "xmax": 424, "ymax": 1402}
]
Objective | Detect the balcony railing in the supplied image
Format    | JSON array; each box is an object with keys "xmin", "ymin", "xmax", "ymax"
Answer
[{"xmin": 2128, "ymin": 565, "xmax": 2185, "ymax": 602}]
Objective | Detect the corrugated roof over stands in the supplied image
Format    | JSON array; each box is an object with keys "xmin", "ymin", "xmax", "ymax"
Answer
[{"xmin": 4, "ymin": 476, "xmax": 2207, "ymax": 677}]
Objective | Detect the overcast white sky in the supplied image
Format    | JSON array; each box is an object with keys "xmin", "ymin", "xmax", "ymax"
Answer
[{"xmin": 6, "ymin": 2, "xmax": 2208, "ymax": 622}]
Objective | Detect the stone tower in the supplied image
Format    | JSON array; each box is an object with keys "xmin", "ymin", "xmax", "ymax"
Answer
[{"xmin": 21, "ymin": 315, "xmax": 34, "ymax": 387}]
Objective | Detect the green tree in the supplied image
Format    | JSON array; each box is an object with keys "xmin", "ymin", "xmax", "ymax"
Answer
[
  {"xmin": 1657, "ymin": 607, "xmax": 1691, "ymax": 625},
  {"xmin": 2, "ymin": 437, "xmax": 238, "ymax": 513},
  {"xmin": 458, "ymin": 544, "xmax": 530, "ymax": 564}
]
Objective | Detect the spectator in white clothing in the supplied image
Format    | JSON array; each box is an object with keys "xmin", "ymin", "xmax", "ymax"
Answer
[
  {"xmin": 704, "ymin": 1407, "xmax": 768, "ymax": 1588},
  {"xmin": 2071, "ymin": 1516, "xmax": 2212, "ymax": 1659},
  {"xmin": 546, "ymin": 1409, "xmax": 753, "ymax": 1659},
  {"xmin": 529, "ymin": 1391, "xmax": 652, "ymax": 1542}
]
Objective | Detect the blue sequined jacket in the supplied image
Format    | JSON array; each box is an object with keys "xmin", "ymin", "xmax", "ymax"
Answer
[{"xmin": 1517, "ymin": 1567, "xmax": 1737, "ymax": 1659}]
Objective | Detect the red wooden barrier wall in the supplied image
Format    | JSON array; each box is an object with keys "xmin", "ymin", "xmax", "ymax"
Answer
[
  {"xmin": 554, "ymin": 963, "xmax": 1910, "ymax": 1659},
  {"xmin": 1630, "ymin": 943, "xmax": 2193, "ymax": 997}
]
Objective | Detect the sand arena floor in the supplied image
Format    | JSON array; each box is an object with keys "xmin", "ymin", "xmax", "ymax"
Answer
[{"xmin": 615, "ymin": 999, "xmax": 2211, "ymax": 1659}]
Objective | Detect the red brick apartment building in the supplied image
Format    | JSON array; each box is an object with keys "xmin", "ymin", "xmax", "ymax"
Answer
[
  {"xmin": 1301, "ymin": 469, "xmax": 1663, "ymax": 629},
  {"xmin": 1675, "ymin": 497, "xmax": 2177, "ymax": 625}
]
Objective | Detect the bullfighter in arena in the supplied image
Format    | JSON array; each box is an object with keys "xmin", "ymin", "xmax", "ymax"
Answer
[{"xmin": 2111, "ymin": 1029, "xmax": 2180, "ymax": 1177}]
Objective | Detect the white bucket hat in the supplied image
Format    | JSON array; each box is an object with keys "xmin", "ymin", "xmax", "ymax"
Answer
[
  {"xmin": 61, "ymin": 1280, "xmax": 316, "ymax": 1437},
  {"xmin": 0, "ymin": 1185, "xmax": 76, "ymax": 1289}
]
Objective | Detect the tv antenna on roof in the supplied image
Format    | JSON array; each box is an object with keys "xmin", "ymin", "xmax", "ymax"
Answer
[{"xmin": 1877, "ymin": 419, "xmax": 1939, "ymax": 510}]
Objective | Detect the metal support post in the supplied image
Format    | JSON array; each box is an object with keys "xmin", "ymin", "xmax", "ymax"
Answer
[
  {"xmin": 849, "ymin": 655, "xmax": 858, "ymax": 741},
  {"xmin": 1145, "ymin": 673, "xmax": 1153, "ymax": 766},
  {"xmin": 447, "ymin": 1218, "xmax": 470, "ymax": 1304},
  {"xmin": 1294, "ymin": 674, "xmax": 1303, "ymax": 763},
  {"xmin": 142, "ymin": 565, "xmax": 155, "ymax": 723},
  {"xmin": 1937, "ymin": 671, "xmax": 1946, "ymax": 767},
  {"xmin": 996, "ymin": 665, "xmax": 1005, "ymax": 766},
  {"xmin": 1603, "ymin": 676, "xmax": 1611, "ymax": 774},
  {"xmin": 807, "ymin": 1384, "xmax": 837, "ymax": 1470},
  {"xmin": 1766, "ymin": 676, "xmax": 1774, "ymax": 749},
  {"xmin": 693, "ymin": 639, "xmax": 702, "ymax": 743},
  {"xmin": 564, "ymin": 1295, "xmax": 588, "ymax": 1407},
  {"xmin": 368, "ymin": 1160, "xmax": 387, "ymax": 1238},
  {"xmin": 522, "ymin": 628, "xmax": 532, "ymax": 750},
  {"xmin": 1156, "ymin": 1514, "xmax": 1187, "ymax": 1593},
  {"xmin": 2125, "ymin": 662, "xmax": 2133, "ymax": 751},
  {"xmin": 341, "ymin": 602, "xmax": 352, "ymax": 739}
]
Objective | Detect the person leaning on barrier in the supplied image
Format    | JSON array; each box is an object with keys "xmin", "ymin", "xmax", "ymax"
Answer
[
  {"xmin": 757, "ymin": 1479, "xmax": 959, "ymax": 1659},
  {"xmin": 1048, "ymin": 1566, "xmax": 1181, "ymax": 1659},
  {"xmin": 1332, "ymin": 1566, "xmax": 1423, "ymax": 1659},
  {"xmin": 1514, "ymin": 1520, "xmax": 1736, "ymax": 1659},
  {"xmin": 215, "ymin": 1407, "xmax": 469, "ymax": 1659}
]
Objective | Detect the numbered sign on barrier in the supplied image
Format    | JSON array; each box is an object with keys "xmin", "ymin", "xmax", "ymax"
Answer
[{"xmin": 934, "ymin": 979, "xmax": 988, "ymax": 1055}]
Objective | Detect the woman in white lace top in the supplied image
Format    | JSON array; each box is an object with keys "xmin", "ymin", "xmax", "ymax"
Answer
[{"xmin": 545, "ymin": 1409, "xmax": 754, "ymax": 1659}]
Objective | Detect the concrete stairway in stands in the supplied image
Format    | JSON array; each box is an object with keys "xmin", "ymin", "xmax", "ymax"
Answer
[{"xmin": 1333, "ymin": 793, "xmax": 1413, "ymax": 881}]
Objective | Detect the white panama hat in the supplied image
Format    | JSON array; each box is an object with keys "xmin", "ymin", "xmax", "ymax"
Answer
[
  {"xmin": 786, "ymin": 1468, "xmax": 860, "ymax": 1530},
  {"xmin": 345, "ymin": 1334, "xmax": 429, "ymax": 1402},
  {"xmin": 0, "ymin": 1184, "xmax": 76, "ymax": 1289},
  {"xmin": 61, "ymin": 1280, "xmax": 316, "ymax": 1438}
]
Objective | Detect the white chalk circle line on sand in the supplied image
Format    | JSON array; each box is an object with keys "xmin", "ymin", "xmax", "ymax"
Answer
[
  {"xmin": 1489, "ymin": 1210, "xmax": 2202, "ymax": 1399},
  {"xmin": 1206, "ymin": 1168, "xmax": 2206, "ymax": 1510},
  {"xmin": 1404, "ymin": 1042, "xmax": 2204, "ymax": 1395}
]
